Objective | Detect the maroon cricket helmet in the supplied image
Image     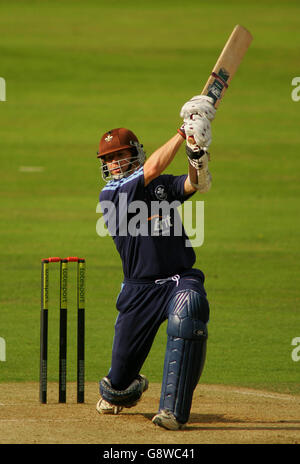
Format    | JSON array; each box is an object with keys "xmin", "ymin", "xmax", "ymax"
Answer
[{"xmin": 97, "ymin": 128, "xmax": 140, "ymax": 158}]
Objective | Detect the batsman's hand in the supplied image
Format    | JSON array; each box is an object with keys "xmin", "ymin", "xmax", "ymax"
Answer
[
  {"xmin": 180, "ymin": 95, "xmax": 216, "ymax": 121},
  {"xmin": 184, "ymin": 113, "xmax": 212, "ymax": 153}
]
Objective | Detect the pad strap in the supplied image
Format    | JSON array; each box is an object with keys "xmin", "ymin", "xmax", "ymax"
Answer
[{"xmin": 100, "ymin": 375, "xmax": 147, "ymax": 407}]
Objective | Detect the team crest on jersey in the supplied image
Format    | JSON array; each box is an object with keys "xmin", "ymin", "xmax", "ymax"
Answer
[{"xmin": 154, "ymin": 185, "xmax": 167, "ymax": 200}]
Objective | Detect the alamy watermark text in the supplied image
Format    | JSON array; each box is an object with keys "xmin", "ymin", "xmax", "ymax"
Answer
[
  {"xmin": 291, "ymin": 337, "xmax": 300, "ymax": 362},
  {"xmin": 0, "ymin": 77, "xmax": 6, "ymax": 101},
  {"xmin": 96, "ymin": 194, "xmax": 204, "ymax": 247},
  {"xmin": 0, "ymin": 337, "xmax": 6, "ymax": 362},
  {"xmin": 291, "ymin": 77, "xmax": 300, "ymax": 102}
]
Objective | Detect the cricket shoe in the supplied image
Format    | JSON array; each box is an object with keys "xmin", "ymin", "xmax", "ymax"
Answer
[
  {"xmin": 96, "ymin": 398, "xmax": 123, "ymax": 415},
  {"xmin": 152, "ymin": 409, "xmax": 186, "ymax": 430}
]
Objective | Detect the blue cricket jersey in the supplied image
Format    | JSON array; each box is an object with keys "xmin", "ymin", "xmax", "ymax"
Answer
[{"xmin": 99, "ymin": 166, "xmax": 196, "ymax": 279}]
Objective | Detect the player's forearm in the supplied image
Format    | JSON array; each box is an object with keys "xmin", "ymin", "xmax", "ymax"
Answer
[
  {"xmin": 184, "ymin": 164, "xmax": 198, "ymax": 195},
  {"xmin": 143, "ymin": 133, "xmax": 184, "ymax": 185},
  {"xmin": 184, "ymin": 151, "xmax": 212, "ymax": 194}
]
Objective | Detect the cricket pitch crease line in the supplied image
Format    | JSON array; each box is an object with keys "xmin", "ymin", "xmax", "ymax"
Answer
[
  {"xmin": 226, "ymin": 389, "xmax": 298, "ymax": 401},
  {"xmin": 1, "ymin": 387, "xmax": 298, "ymax": 409},
  {"xmin": 0, "ymin": 418, "xmax": 85, "ymax": 422}
]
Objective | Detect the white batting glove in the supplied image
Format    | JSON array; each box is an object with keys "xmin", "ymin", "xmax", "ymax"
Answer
[
  {"xmin": 184, "ymin": 113, "xmax": 212, "ymax": 152},
  {"xmin": 180, "ymin": 95, "xmax": 216, "ymax": 121}
]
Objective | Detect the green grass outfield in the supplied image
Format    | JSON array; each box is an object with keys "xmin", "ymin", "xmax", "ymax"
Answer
[{"xmin": 0, "ymin": 0, "xmax": 299, "ymax": 394}]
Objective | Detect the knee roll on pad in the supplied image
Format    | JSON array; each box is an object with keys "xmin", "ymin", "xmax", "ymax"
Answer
[
  {"xmin": 168, "ymin": 311, "xmax": 207, "ymax": 340},
  {"xmin": 159, "ymin": 290, "xmax": 208, "ymax": 424},
  {"xmin": 100, "ymin": 375, "xmax": 146, "ymax": 407},
  {"xmin": 168, "ymin": 287, "xmax": 209, "ymax": 331}
]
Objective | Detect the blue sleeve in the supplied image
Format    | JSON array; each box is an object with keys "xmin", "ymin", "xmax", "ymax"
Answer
[{"xmin": 165, "ymin": 174, "xmax": 196, "ymax": 203}]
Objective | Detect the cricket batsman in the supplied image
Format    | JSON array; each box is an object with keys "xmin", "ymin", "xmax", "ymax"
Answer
[{"xmin": 96, "ymin": 95, "xmax": 215, "ymax": 430}]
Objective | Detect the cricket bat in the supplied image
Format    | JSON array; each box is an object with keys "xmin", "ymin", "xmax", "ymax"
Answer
[{"xmin": 201, "ymin": 25, "xmax": 253, "ymax": 108}]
